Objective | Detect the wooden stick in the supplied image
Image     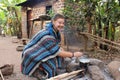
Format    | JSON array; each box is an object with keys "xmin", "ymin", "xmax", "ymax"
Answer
[
  {"xmin": 47, "ymin": 69, "xmax": 84, "ymax": 80},
  {"xmin": 0, "ymin": 70, "xmax": 5, "ymax": 80}
]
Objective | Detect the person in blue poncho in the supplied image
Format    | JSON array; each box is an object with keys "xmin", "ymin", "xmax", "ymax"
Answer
[{"xmin": 21, "ymin": 13, "xmax": 83, "ymax": 79}]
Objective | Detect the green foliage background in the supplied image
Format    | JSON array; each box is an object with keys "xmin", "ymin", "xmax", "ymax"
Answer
[
  {"xmin": 0, "ymin": 0, "xmax": 25, "ymax": 36},
  {"xmin": 0, "ymin": 0, "xmax": 120, "ymax": 41},
  {"xmin": 63, "ymin": 0, "xmax": 120, "ymax": 41}
]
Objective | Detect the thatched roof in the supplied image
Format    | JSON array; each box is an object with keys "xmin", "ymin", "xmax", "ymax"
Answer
[
  {"xmin": 16, "ymin": 0, "xmax": 44, "ymax": 7},
  {"xmin": 16, "ymin": 0, "xmax": 58, "ymax": 7}
]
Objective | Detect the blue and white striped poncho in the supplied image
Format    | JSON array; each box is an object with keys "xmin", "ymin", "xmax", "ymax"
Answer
[{"xmin": 21, "ymin": 22, "xmax": 63, "ymax": 78}]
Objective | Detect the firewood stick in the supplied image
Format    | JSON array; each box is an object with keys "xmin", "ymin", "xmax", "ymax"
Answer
[
  {"xmin": 0, "ymin": 70, "xmax": 5, "ymax": 80},
  {"xmin": 47, "ymin": 69, "xmax": 84, "ymax": 80}
]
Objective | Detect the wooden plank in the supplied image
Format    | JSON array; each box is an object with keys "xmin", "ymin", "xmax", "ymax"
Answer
[
  {"xmin": 47, "ymin": 69, "xmax": 84, "ymax": 80},
  {"xmin": 0, "ymin": 70, "xmax": 5, "ymax": 80}
]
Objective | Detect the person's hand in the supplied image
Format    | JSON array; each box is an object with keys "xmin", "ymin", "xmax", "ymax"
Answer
[
  {"xmin": 60, "ymin": 47, "xmax": 64, "ymax": 51},
  {"xmin": 73, "ymin": 52, "xmax": 83, "ymax": 57}
]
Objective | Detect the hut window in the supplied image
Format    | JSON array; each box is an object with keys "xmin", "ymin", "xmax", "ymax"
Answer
[{"xmin": 46, "ymin": 5, "xmax": 52, "ymax": 15}]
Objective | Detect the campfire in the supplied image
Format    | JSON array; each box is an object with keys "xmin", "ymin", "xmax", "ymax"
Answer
[
  {"xmin": 0, "ymin": 56, "xmax": 119, "ymax": 80},
  {"xmin": 47, "ymin": 55, "xmax": 120, "ymax": 80}
]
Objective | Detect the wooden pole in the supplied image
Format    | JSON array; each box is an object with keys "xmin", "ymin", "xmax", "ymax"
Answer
[
  {"xmin": 0, "ymin": 70, "xmax": 5, "ymax": 80},
  {"xmin": 47, "ymin": 69, "xmax": 84, "ymax": 80}
]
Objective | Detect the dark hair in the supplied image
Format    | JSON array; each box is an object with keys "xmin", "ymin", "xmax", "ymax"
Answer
[{"xmin": 51, "ymin": 13, "xmax": 65, "ymax": 22}]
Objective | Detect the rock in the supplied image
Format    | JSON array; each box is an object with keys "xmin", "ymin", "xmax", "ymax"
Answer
[
  {"xmin": 0, "ymin": 64, "xmax": 14, "ymax": 76},
  {"xmin": 16, "ymin": 46, "xmax": 24, "ymax": 51},
  {"xmin": 107, "ymin": 61, "xmax": 120, "ymax": 80},
  {"xmin": 20, "ymin": 38, "xmax": 29, "ymax": 45},
  {"xmin": 88, "ymin": 65, "xmax": 105, "ymax": 80},
  {"xmin": 66, "ymin": 61, "xmax": 79, "ymax": 72},
  {"xmin": 114, "ymin": 58, "xmax": 120, "ymax": 62},
  {"xmin": 11, "ymin": 36, "xmax": 20, "ymax": 43},
  {"xmin": 89, "ymin": 58, "xmax": 105, "ymax": 69},
  {"xmin": 64, "ymin": 58, "xmax": 72, "ymax": 64}
]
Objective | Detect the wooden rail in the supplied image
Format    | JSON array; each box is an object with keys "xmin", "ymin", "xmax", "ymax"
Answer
[{"xmin": 79, "ymin": 32, "xmax": 120, "ymax": 50}]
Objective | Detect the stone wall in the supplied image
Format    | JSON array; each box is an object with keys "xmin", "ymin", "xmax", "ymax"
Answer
[
  {"xmin": 32, "ymin": 0, "xmax": 64, "ymax": 20},
  {"xmin": 53, "ymin": 0, "xmax": 64, "ymax": 14},
  {"xmin": 21, "ymin": 0, "xmax": 65, "ymax": 46},
  {"xmin": 21, "ymin": 0, "xmax": 65, "ymax": 38},
  {"xmin": 32, "ymin": 6, "xmax": 46, "ymax": 20}
]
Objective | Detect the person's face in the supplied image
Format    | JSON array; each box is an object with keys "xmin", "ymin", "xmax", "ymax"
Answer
[{"xmin": 53, "ymin": 18, "xmax": 65, "ymax": 31}]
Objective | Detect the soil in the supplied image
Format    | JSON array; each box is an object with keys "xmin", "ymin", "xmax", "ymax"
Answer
[
  {"xmin": 0, "ymin": 35, "xmax": 119, "ymax": 80},
  {"xmin": 0, "ymin": 36, "xmax": 37, "ymax": 80}
]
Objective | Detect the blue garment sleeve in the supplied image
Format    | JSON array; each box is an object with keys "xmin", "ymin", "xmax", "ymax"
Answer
[{"xmin": 41, "ymin": 36, "xmax": 60, "ymax": 56}]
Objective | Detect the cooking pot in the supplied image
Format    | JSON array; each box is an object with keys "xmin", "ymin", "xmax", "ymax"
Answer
[{"xmin": 79, "ymin": 58, "xmax": 90, "ymax": 73}]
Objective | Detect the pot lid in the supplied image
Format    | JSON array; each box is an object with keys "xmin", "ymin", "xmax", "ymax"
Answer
[{"xmin": 79, "ymin": 58, "xmax": 90, "ymax": 63}]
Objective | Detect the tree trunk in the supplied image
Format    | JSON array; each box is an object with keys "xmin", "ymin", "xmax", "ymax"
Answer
[
  {"xmin": 104, "ymin": 20, "xmax": 109, "ymax": 50},
  {"xmin": 111, "ymin": 23, "xmax": 115, "ymax": 41},
  {"xmin": 98, "ymin": 14, "xmax": 103, "ymax": 49},
  {"xmin": 86, "ymin": 16, "xmax": 92, "ymax": 33}
]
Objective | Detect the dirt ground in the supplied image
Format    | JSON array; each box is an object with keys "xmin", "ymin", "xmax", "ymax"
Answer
[
  {"xmin": 0, "ymin": 36, "xmax": 37, "ymax": 80},
  {"xmin": 0, "ymin": 35, "xmax": 119, "ymax": 80}
]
